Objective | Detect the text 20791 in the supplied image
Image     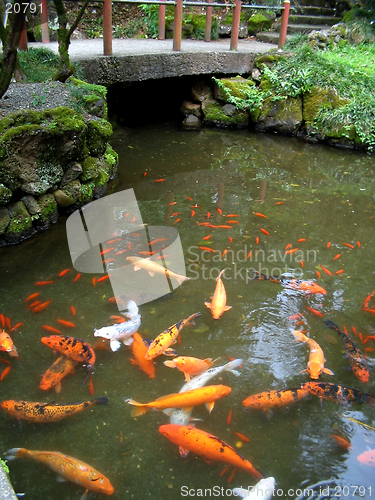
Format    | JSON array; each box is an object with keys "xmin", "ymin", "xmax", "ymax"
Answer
[{"xmin": 5, "ymin": 2, "xmax": 41, "ymax": 14}]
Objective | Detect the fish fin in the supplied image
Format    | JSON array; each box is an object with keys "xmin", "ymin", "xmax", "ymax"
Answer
[
  {"xmin": 123, "ymin": 337, "xmax": 134, "ymax": 346},
  {"xmin": 79, "ymin": 490, "xmax": 89, "ymax": 500},
  {"xmin": 324, "ymin": 368, "xmax": 334, "ymax": 375},
  {"xmin": 262, "ymin": 409, "xmax": 274, "ymax": 421},
  {"xmin": 148, "ymin": 271, "xmax": 155, "ymax": 277},
  {"xmin": 228, "ymin": 369, "xmax": 241, "ymax": 377},
  {"xmin": 205, "ymin": 401, "xmax": 215, "ymax": 413},
  {"xmin": 184, "ymin": 373, "xmax": 191, "ymax": 382},
  {"xmin": 55, "ymin": 383, "xmax": 62, "ymax": 394},
  {"xmin": 110, "ymin": 339, "xmax": 121, "ymax": 351},
  {"xmin": 56, "ymin": 475, "xmax": 67, "ymax": 482},
  {"xmin": 204, "ymin": 458, "xmax": 215, "ymax": 466},
  {"xmin": 5, "ymin": 448, "xmax": 21, "ymax": 460},
  {"xmin": 204, "ymin": 302, "xmax": 212, "ymax": 309},
  {"xmin": 130, "ymin": 358, "xmax": 137, "ymax": 365},
  {"xmin": 299, "ymin": 369, "xmax": 309, "ymax": 375},
  {"xmin": 162, "ymin": 408, "xmax": 173, "ymax": 416},
  {"xmin": 172, "ymin": 274, "xmax": 189, "ymax": 286},
  {"xmin": 179, "ymin": 446, "xmax": 189, "ymax": 458},
  {"xmin": 164, "ymin": 348, "xmax": 178, "ymax": 357},
  {"xmin": 143, "ymin": 339, "xmax": 153, "ymax": 347},
  {"xmin": 130, "ymin": 405, "xmax": 149, "ymax": 417},
  {"xmin": 133, "ymin": 265, "xmax": 141, "ymax": 271},
  {"xmin": 224, "ymin": 306, "xmax": 232, "ymax": 312}
]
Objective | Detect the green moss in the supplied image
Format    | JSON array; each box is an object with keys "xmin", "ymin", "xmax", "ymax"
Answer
[
  {"xmin": 37, "ymin": 194, "xmax": 58, "ymax": 221},
  {"xmin": 255, "ymin": 51, "xmax": 284, "ymax": 70},
  {"xmin": 247, "ymin": 12, "xmax": 275, "ymax": 35},
  {"xmin": 69, "ymin": 77, "xmax": 108, "ymax": 119},
  {"xmin": 104, "ymin": 144, "xmax": 118, "ymax": 167},
  {"xmin": 95, "ymin": 168, "xmax": 109, "ymax": 187},
  {"xmin": 7, "ymin": 201, "xmax": 33, "ymax": 235},
  {"xmin": 86, "ymin": 119, "xmax": 113, "ymax": 156},
  {"xmin": 202, "ymin": 101, "xmax": 248, "ymax": 127},
  {"xmin": 81, "ymin": 156, "xmax": 101, "ymax": 181},
  {"xmin": 79, "ymin": 181, "xmax": 95, "ymax": 203},
  {"xmin": 303, "ymin": 86, "xmax": 350, "ymax": 127},
  {"xmin": 216, "ymin": 76, "xmax": 256, "ymax": 102},
  {"xmin": 1, "ymin": 124, "xmax": 41, "ymax": 142},
  {"xmin": 0, "ymin": 184, "xmax": 12, "ymax": 206}
]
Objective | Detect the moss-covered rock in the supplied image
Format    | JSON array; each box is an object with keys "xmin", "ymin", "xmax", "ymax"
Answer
[
  {"xmin": 0, "ymin": 207, "xmax": 10, "ymax": 236},
  {"xmin": 5, "ymin": 200, "xmax": 36, "ymax": 244},
  {"xmin": 86, "ymin": 119, "xmax": 113, "ymax": 157},
  {"xmin": 214, "ymin": 76, "xmax": 256, "ymax": 103},
  {"xmin": 35, "ymin": 193, "xmax": 59, "ymax": 230},
  {"xmin": 255, "ymin": 95, "xmax": 303, "ymax": 135},
  {"xmin": 104, "ymin": 144, "xmax": 119, "ymax": 180},
  {"xmin": 0, "ymin": 184, "xmax": 12, "ymax": 206},
  {"xmin": 254, "ymin": 50, "xmax": 287, "ymax": 70},
  {"xmin": 81, "ymin": 156, "xmax": 103, "ymax": 182},
  {"xmin": 202, "ymin": 99, "xmax": 249, "ymax": 129},
  {"xmin": 247, "ymin": 11, "xmax": 276, "ymax": 36}
]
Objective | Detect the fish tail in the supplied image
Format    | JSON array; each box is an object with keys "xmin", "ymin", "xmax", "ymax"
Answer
[
  {"xmin": 125, "ymin": 399, "xmax": 150, "ymax": 417},
  {"xmin": 243, "ymin": 459, "xmax": 263, "ymax": 481},
  {"xmin": 92, "ymin": 396, "xmax": 109, "ymax": 406},
  {"xmin": 185, "ymin": 312, "xmax": 202, "ymax": 327},
  {"xmin": 173, "ymin": 274, "xmax": 190, "ymax": 286},
  {"xmin": 5, "ymin": 448, "xmax": 27, "ymax": 460}
]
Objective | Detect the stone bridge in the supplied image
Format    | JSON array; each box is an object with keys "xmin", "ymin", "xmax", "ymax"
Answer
[{"xmin": 33, "ymin": 38, "xmax": 277, "ymax": 85}]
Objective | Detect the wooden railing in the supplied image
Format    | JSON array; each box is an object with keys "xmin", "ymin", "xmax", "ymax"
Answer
[{"xmin": 18, "ymin": 0, "xmax": 290, "ymax": 54}]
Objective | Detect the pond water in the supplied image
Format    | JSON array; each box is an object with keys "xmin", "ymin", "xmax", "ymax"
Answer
[{"xmin": 1, "ymin": 122, "xmax": 375, "ymax": 500}]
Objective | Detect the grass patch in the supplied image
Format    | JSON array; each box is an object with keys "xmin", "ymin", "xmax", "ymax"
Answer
[{"xmin": 17, "ymin": 47, "xmax": 60, "ymax": 83}]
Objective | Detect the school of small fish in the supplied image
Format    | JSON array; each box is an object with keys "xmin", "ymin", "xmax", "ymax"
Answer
[{"xmin": 1, "ymin": 188, "xmax": 375, "ymax": 499}]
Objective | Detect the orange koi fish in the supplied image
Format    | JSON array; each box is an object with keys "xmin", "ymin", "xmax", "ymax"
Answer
[
  {"xmin": 243, "ymin": 388, "xmax": 310, "ymax": 410},
  {"xmin": 292, "ymin": 330, "xmax": 333, "ymax": 379},
  {"xmin": 126, "ymin": 256, "xmax": 189, "ymax": 287},
  {"xmin": 126, "ymin": 385, "xmax": 231, "ymax": 417},
  {"xmin": 32, "ymin": 300, "xmax": 52, "ymax": 313},
  {"xmin": 145, "ymin": 312, "xmax": 202, "ymax": 360},
  {"xmin": 301, "ymin": 381, "xmax": 375, "ymax": 406},
  {"xmin": 5, "ymin": 448, "xmax": 114, "ymax": 496},
  {"xmin": 205, "ymin": 270, "xmax": 232, "ymax": 320},
  {"xmin": 253, "ymin": 272, "xmax": 327, "ymax": 295},
  {"xmin": 24, "ymin": 292, "xmax": 40, "ymax": 303},
  {"xmin": 39, "ymin": 356, "xmax": 78, "ymax": 393},
  {"xmin": 260, "ymin": 228, "xmax": 269, "ymax": 236},
  {"xmin": 1, "ymin": 397, "xmax": 108, "ymax": 423},
  {"xmin": 164, "ymin": 356, "xmax": 217, "ymax": 382},
  {"xmin": 325, "ymin": 320, "xmax": 370, "ymax": 383},
  {"xmin": 41, "ymin": 335, "xmax": 95, "ymax": 371},
  {"xmin": 0, "ymin": 330, "xmax": 18, "ymax": 357},
  {"xmin": 130, "ymin": 332, "xmax": 155, "ymax": 379},
  {"xmin": 159, "ymin": 424, "xmax": 262, "ymax": 480}
]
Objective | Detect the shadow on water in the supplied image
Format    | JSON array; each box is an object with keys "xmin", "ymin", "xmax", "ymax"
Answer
[{"xmin": 0, "ymin": 121, "xmax": 375, "ymax": 499}]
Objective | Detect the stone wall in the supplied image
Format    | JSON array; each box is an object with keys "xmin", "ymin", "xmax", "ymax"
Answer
[{"xmin": 0, "ymin": 80, "xmax": 118, "ymax": 247}]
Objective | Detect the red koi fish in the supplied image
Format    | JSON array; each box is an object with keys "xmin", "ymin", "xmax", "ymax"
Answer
[
  {"xmin": 57, "ymin": 319, "xmax": 76, "ymax": 328},
  {"xmin": 325, "ymin": 320, "xmax": 370, "ymax": 383},
  {"xmin": 159, "ymin": 424, "xmax": 263, "ymax": 480},
  {"xmin": 5, "ymin": 448, "xmax": 114, "ymax": 496},
  {"xmin": 24, "ymin": 292, "xmax": 40, "ymax": 303},
  {"xmin": 41, "ymin": 335, "xmax": 95, "ymax": 371},
  {"xmin": 32, "ymin": 300, "xmax": 52, "ymax": 313}
]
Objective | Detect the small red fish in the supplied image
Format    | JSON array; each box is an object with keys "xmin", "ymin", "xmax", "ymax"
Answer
[
  {"xmin": 253, "ymin": 212, "xmax": 267, "ymax": 219},
  {"xmin": 222, "ymin": 249, "xmax": 228, "ymax": 258},
  {"xmin": 226, "ymin": 408, "xmax": 233, "ymax": 426},
  {"xmin": 42, "ymin": 325, "xmax": 63, "ymax": 335},
  {"xmin": 168, "ymin": 202, "xmax": 176, "ymax": 206},
  {"xmin": 200, "ymin": 247, "xmax": 216, "ymax": 253},
  {"xmin": 203, "ymin": 235, "xmax": 211, "ymax": 241},
  {"xmin": 320, "ymin": 265, "xmax": 332, "ymax": 276},
  {"xmin": 275, "ymin": 202, "xmax": 284, "ymax": 205},
  {"xmin": 255, "ymin": 237, "xmax": 259, "ymax": 245},
  {"xmin": 92, "ymin": 278, "xmax": 97, "ymax": 286},
  {"xmin": 285, "ymin": 248, "xmax": 300, "ymax": 255},
  {"xmin": 226, "ymin": 214, "xmax": 239, "ymax": 217},
  {"xmin": 24, "ymin": 293, "xmax": 40, "ymax": 303},
  {"xmin": 10, "ymin": 322, "xmax": 22, "ymax": 333},
  {"xmin": 341, "ymin": 242, "xmax": 354, "ymax": 249},
  {"xmin": 227, "ymin": 220, "xmax": 239, "ymax": 224},
  {"xmin": 335, "ymin": 270, "xmax": 344, "ymax": 275},
  {"xmin": 232, "ymin": 432, "xmax": 250, "ymax": 443},
  {"xmin": 316, "ymin": 271, "xmax": 321, "ymax": 280},
  {"xmin": 70, "ymin": 306, "xmax": 76, "ymax": 317},
  {"xmin": 285, "ymin": 244, "xmax": 292, "ymax": 250},
  {"xmin": 357, "ymin": 241, "xmax": 360, "ymax": 248},
  {"xmin": 57, "ymin": 319, "xmax": 76, "ymax": 328},
  {"xmin": 97, "ymin": 275, "xmax": 112, "ymax": 282},
  {"xmin": 173, "ymin": 218, "xmax": 180, "ymax": 224},
  {"xmin": 306, "ymin": 306, "xmax": 323, "ymax": 317},
  {"xmin": 153, "ymin": 179, "xmax": 165, "ymax": 182},
  {"xmin": 331, "ymin": 434, "xmax": 351, "ymax": 450},
  {"xmin": 59, "ymin": 269, "xmax": 71, "ymax": 277},
  {"xmin": 73, "ymin": 273, "xmax": 81, "ymax": 282},
  {"xmin": 327, "ymin": 242, "xmax": 331, "ymax": 249},
  {"xmin": 191, "ymin": 210, "xmax": 195, "ymax": 217},
  {"xmin": 332, "ymin": 254, "xmax": 341, "ymax": 261},
  {"xmin": 297, "ymin": 238, "xmax": 306, "ymax": 242},
  {"xmin": 35, "ymin": 281, "xmax": 55, "ymax": 286},
  {"xmin": 217, "ymin": 208, "xmax": 222, "ymax": 215},
  {"xmin": 186, "ymin": 196, "xmax": 193, "ymax": 201},
  {"xmin": 100, "ymin": 248, "xmax": 114, "ymax": 256},
  {"xmin": 207, "ymin": 212, "xmax": 211, "ymax": 219},
  {"xmin": 28, "ymin": 300, "xmax": 40, "ymax": 310},
  {"xmin": 32, "ymin": 300, "xmax": 52, "ymax": 313}
]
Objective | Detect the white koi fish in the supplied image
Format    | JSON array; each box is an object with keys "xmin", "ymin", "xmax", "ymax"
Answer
[
  {"xmin": 164, "ymin": 359, "xmax": 242, "ymax": 425},
  {"xmin": 126, "ymin": 256, "xmax": 189, "ymax": 286},
  {"xmin": 94, "ymin": 300, "xmax": 141, "ymax": 351},
  {"xmin": 232, "ymin": 477, "xmax": 276, "ymax": 500}
]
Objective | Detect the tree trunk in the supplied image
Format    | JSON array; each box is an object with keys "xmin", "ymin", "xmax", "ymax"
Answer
[
  {"xmin": 0, "ymin": 3, "xmax": 29, "ymax": 99},
  {"xmin": 53, "ymin": 0, "xmax": 90, "ymax": 83}
]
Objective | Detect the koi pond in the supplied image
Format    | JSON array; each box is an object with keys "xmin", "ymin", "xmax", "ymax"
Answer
[{"xmin": 1, "ymin": 122, "xmax": 375, "ymax": 500}]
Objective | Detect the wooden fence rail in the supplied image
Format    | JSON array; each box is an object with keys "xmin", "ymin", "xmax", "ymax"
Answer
[{"xmin": 15, "ymin": 0, "xmax": 290, "ymax": 55}]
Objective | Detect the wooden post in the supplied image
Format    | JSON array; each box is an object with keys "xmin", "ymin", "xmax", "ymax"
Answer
[
  {"xmin": 278, "ymin": 0, "xmax": 290, "ymax": 51},
  {"xmin": 230, "ymin": 0, "xmax": 241, "ymax": 51},
  {"xmin": 159, "ymin": 0, "xmax": 166, "ymax": 39},
  {"xmin": 103, "ymin": 0, "xmax": 112, "ymax": 55},
  {"xmin": 173, "ymin": 0, "xmax": 183, "ymax": 51},
  {"xmin": 205, "ymin": 0, "xmax": 212, "ymax": 42},
  {"xmin": 40, "ymin": 0, "xmax": 49, "ymax": 43},
  {"xmin": 18, "ymin": 18, "xmax": 27, "ymax": 51}
]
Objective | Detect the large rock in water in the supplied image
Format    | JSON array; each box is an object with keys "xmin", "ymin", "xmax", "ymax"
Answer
[
  {"xmin": 0, "ymin": 79, "xmax": 119, "ymax": 246},
  {"xmin": 255, "ymin": 95, "xmax": 303, "ymax": 135}
]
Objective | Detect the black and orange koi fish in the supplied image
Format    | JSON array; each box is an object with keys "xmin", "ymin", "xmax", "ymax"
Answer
[{"xmin": 301, "ymin": 382, "xmax": 375, "ymax": 406}]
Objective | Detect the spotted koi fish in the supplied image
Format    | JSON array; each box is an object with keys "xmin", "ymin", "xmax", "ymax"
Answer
[
  {"xmin": 253, "ymin": 271, "xmax": 327, "ymax": 295},
  {"xmin": 39, "ymin": 355, "xmax": 78, "ymax": 393},
  {"xmin": 41, "ymin": 335, "xmax": 95, "ymax": 371},
  {"xmin": 0, "ymin": 397, "xmax": 108, "ymax": 422},
  {"xmin": 145, "ymin": 312, "xmax": 202, "ymax": 360},
  {"xmin": 243, "ymin": 387, "xmax": 310, "ymax": 410},
  {"xmin": 301, "ymin": 381, "xmax": 375, "ymax": 406},
  {"xmin": 325, "ymin": 320, "xmax": 370, "ymax": 383},
  {"xmin": 5, "ymin": 448, "xmax": 114, "ymax": 496}
]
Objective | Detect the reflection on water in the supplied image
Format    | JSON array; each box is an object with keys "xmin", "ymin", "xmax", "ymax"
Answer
[{"xmin": 0, "ymin": 122, "xmax": 375, "ymax": 499}]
